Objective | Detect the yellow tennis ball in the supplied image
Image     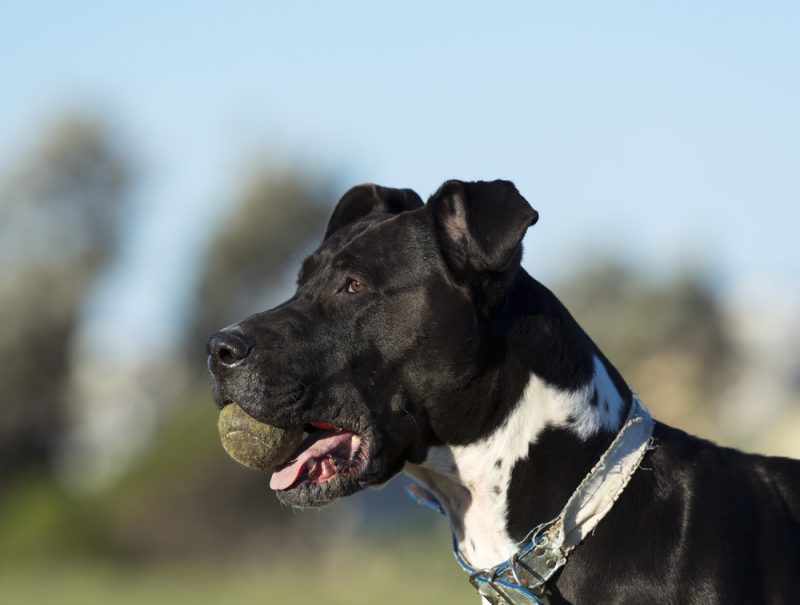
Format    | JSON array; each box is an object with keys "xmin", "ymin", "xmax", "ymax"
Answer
[{"xmin": 217, "ymin": 404, "xmax": 303, "ymax": 471}]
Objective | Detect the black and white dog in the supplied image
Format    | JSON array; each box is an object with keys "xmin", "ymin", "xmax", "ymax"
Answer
[{"xmin": 207, "ymin": 180, "xmax": 800, "ymax": 604}]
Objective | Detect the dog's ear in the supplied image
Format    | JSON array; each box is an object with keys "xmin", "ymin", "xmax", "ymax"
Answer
[
  {"xmin": 324, "ymin": 184, "xmax": 424, "ymax": 240},
  {"xmin": 427, "ymin": 179, "xmax": 538, "ymax": 281}
]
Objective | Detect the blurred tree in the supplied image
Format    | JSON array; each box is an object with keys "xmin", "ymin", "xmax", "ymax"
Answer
[
  {"xmin": 188, "ymin": 169, "xmax": 332, "ymax": 360},
  {"xmin": 0, "ymin": 116, "xmax": 132, "ymax": 482},
  {"xmin": 0, "ymin": 139, "xmax": 341, "ymax": 562}
]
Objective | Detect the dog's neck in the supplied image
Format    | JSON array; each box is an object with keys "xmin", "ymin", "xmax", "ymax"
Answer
[{"xmin": 405, "ymin": 273, "xmax": 633, "ymax": 569}]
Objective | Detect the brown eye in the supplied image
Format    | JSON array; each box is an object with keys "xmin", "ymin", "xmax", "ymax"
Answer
[{"xmin": 346, "ymin": 278, "xmax": 367, "ymax": 294}]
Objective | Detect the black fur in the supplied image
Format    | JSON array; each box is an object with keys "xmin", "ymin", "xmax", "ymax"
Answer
[
  {"xmin": 208, "ymin": 179, "xmax": 800, "ymax": 603},
  {"xmin": 323, "ymin": 184, "xmax": 423, "ymax": 240}
]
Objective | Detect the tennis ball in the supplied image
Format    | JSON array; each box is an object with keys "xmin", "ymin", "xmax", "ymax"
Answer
[{"xmin": 217, "ymin": 404, "xmax": 303, "ymax": 471}]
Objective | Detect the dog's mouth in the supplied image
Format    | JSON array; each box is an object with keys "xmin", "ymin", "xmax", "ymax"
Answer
[{"xmin": 270, "ymin": 421, "xmax": 369, "ymax": 498}]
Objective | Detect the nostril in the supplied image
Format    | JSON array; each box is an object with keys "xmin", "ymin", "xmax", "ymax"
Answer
[
  {"xmin": 218, "ymin": 347, "xmax": 234, "ymax": 364},
  {"xmin": 207, "ymin": 331, "xmax": 252, "ymax": 368}
]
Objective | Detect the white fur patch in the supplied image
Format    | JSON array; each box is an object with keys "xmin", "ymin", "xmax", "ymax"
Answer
[
  {"xmin": 405, "ymin": 355, "xmax": 626, "ymax": 570},
  {"xmin": 570, "ymin": 356, "xmax": 626, "ymax": 439}
]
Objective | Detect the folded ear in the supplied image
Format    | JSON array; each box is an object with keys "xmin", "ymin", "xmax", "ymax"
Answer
[
  {"xmin": 427, "ymin": 179, "xmax": 538, "ymax": 279},
  {"xmin": 324, "ymin": 184, "xmax": 424, "ymax": 240}
]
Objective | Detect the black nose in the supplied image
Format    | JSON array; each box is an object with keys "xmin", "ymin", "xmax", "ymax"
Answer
[{"xmin": 207, "ymin": 331, "xmax": 251, "ymax": 368}]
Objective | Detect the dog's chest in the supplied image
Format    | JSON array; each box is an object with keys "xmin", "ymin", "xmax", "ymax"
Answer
[
  {"xmin": 409, "ymin": 445, "xmax": 518, "ymax": 568},
  {"xmin": 406, "ymin": 374, "xmax": 574, "ymax": 568}
]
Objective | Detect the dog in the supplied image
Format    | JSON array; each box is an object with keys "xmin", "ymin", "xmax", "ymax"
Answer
[{"xmin": 207, "ymin": 180, "xmax": 800, "ymax": 604}]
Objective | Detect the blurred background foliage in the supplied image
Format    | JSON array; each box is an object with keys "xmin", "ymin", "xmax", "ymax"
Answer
[
  {"xmin": 0, "ymin": 117, "xmax": 131, "ymax": 484},
  {"xmin": 0, "ymin": 112, "xmax": 798, "ymax": 605}
]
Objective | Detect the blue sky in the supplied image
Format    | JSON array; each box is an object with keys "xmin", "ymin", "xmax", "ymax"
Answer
[{"xmin": 1, "ymin": 2, "xmax": 798, "ymax": 357}]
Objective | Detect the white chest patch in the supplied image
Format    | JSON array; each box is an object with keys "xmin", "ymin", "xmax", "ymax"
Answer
[{"xmin": 404, "ymin": 355, "xmax": 625, "ymax": 569}]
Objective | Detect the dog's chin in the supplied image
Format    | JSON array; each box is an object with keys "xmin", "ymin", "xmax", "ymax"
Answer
[{"xmin": 274, "ymin": 472, "xmax": 370, "ymax": 508}]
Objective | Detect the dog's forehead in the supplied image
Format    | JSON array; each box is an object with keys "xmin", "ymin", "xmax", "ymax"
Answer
[{"xmin": 298, "ymin": 210, "xmax": 434, "ymax": 285}]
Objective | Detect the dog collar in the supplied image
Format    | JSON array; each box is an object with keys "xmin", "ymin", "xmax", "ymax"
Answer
[{"xmin": 407, "ymin": 397, "xmax": 654, "ymax": 605}]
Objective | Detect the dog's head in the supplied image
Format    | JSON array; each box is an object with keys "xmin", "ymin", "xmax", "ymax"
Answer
[{"xmin": 207, "ymin": 180, "xmax": 538, "ymax": 507}]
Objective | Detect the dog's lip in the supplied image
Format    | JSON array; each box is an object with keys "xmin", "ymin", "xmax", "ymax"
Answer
[{"xmin": 309, "ymin": 421, "xmax": 338, "ymax": 431}]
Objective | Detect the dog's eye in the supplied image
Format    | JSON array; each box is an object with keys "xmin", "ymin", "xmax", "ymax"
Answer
[{"xmin": 346, "ymin": 278, "xmax": 367, "ymax": 294}]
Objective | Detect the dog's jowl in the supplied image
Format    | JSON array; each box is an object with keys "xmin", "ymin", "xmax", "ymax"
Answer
[{"xmin": 207, "ymin": 180, "xmax": 800, "ymax": 604}]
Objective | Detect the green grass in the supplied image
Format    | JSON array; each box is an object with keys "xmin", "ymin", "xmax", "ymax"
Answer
[{"xmin": 0, "ymin": 532, "xmax": 475, "ymax": 605}]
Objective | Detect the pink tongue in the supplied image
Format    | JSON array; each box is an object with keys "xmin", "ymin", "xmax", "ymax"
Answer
[{"xmin": 269, "ymin": 431, "xmax": 356, "ymax": 491}]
